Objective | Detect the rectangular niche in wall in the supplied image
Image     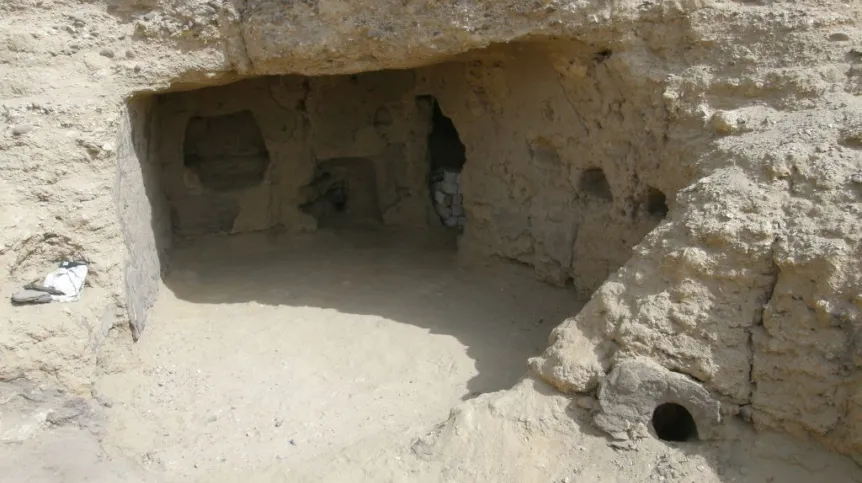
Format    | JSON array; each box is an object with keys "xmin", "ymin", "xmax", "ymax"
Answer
[
  {"xmin": 300, "ymin": 157, "xmax": 383, "ymax": 228},
  {"xmin": 183, "ymin": 110, "xmax": 271, "ymax": 192}
]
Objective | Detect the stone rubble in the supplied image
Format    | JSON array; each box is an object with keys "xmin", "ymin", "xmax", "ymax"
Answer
[{"xmin": 430, "ymin": 168, "xmax": 466, "ymax": 229}]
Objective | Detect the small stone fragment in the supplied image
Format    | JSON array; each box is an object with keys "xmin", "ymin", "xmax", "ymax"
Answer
[
  {"xmin": 710, "ymin": 110, "xmax": 746, "ymax": 135},
  {"xmin": 11, "ymin": 124, "xmax": 35, "ymax": 136},
  {"xmin": 738, "ymin": 405, "xmax": 753, "ymax": 423},
  {"xmin": 575, "ymin": 395, "xmax": 598, "ymax": 410},
  {"xmin": 441, "ymin": 181, "xmax": 458, "ymax": 194},
  {"xmin": 46, "ymin": 399, "xmax": 88, "ymax": 425},
  {"xmin": 608, "ymin": 440, "xmax": 636, "ymax": 451},
  {"xmin": 100, "ymin": 48, "xmax": 114, "ymax": 58},
  {"xmin": 91, "ymin": 389, "xmax": 113, "ymax": 408}
]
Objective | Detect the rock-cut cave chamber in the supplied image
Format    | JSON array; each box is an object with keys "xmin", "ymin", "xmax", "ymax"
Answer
[{"xmin": 115, "ymin": 41, "xmax": 676, "ymax": 409}]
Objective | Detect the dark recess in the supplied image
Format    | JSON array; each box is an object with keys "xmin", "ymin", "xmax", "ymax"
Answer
[
  {"xmin": 646, "ymin": 187, "xmax": 669, "ymax": 218},
  {"xmin": 419, "ymin": 96, "xmax": 466, "ymax": 172},
  {"xmin": 579, "ymin": 168, "xmax": 613, "ymax": 201},
  {"xmin": 651, "ymin": 402, "xmax": 698, "ymax": 442},
  {"xmin": 183, "ymin": 110, "xmax": 270, "ymax": 192},
  {"xmin": 300, "ymin": 157, "xmax": 381, "ymax": 226},
  {"xmin": 593, "ymin": 49, "xmax": 613, "ymax": 63}
]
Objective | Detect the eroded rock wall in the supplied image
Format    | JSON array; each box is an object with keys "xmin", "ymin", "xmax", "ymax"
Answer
[
  {"xmin": 1, "ymin": 0, "xmax": 861, "ymax": 467},
  {"xmin": 419, "ymin": 43, "xmax": 688, "ymax": 290},
  {"xmin": 530, "ymin": 5, "xmax": 862, "ymax": 463}
]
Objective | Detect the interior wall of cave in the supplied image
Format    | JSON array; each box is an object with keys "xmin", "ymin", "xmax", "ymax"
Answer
[
  {"xmin": 154, "ymin": 72, "xmax": 435, "ymax": 236},
  {"xmin": 421, "ymin": 43, "xmax": 686, "ymax": 292}
]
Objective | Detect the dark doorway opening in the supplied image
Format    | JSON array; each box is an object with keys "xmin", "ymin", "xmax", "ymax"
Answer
[
  {"xmin": 420, "ymin": 96, "xmax": 467, "ymax": 230},
  {"xmin": 426, "ymin": 98, "xmax": 466, "ymax": 172},
  {"xmin": 300, "ymin": 157, "xmax": 382, "ymax": 228},
  {"xmin": 646, "ymin": 187, "xmax": 669, "ymax": 219}
]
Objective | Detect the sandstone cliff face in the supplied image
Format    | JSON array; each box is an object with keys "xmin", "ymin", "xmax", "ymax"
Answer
[{"xmin": 1, "ymin": 0, "xmax": 861, "ymax": 465}]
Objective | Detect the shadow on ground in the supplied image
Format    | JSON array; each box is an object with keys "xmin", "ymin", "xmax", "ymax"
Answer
[{"xmin": 159, "ymin": 227, "xmax": 585, "ymax": 398}]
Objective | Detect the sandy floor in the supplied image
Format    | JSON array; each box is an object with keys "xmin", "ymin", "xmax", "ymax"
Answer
[
  {"xmin": 96, "ymin": 228, "xmax": 583, "ymax": 482},
  {"xmin": 4, "ymin": 229, "xmax": 862, "ymax": 482}
]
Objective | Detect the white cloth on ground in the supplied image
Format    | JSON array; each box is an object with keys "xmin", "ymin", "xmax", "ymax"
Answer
[{"xmin": 43, "ymin": 263, "xmax": 88, "ymax": 302}]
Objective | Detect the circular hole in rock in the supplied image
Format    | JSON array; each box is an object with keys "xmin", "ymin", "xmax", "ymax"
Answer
[{"xmin": 651, "ymin": 402, "xmax": 698, "ymax": 442}]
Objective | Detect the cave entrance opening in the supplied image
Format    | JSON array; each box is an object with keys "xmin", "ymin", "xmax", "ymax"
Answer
[
  {"xmin": 419, "ymin": 95, "xmax": 467, "ymax": 232},
  {"xmin": 115, "ymin": 71, "xmax": 577, "ymax": 457}
]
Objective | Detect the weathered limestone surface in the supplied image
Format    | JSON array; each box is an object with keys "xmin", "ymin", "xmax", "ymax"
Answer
[{"xmin": 1, "ymin": 0, "xmax": 861, "ymax": 466}]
